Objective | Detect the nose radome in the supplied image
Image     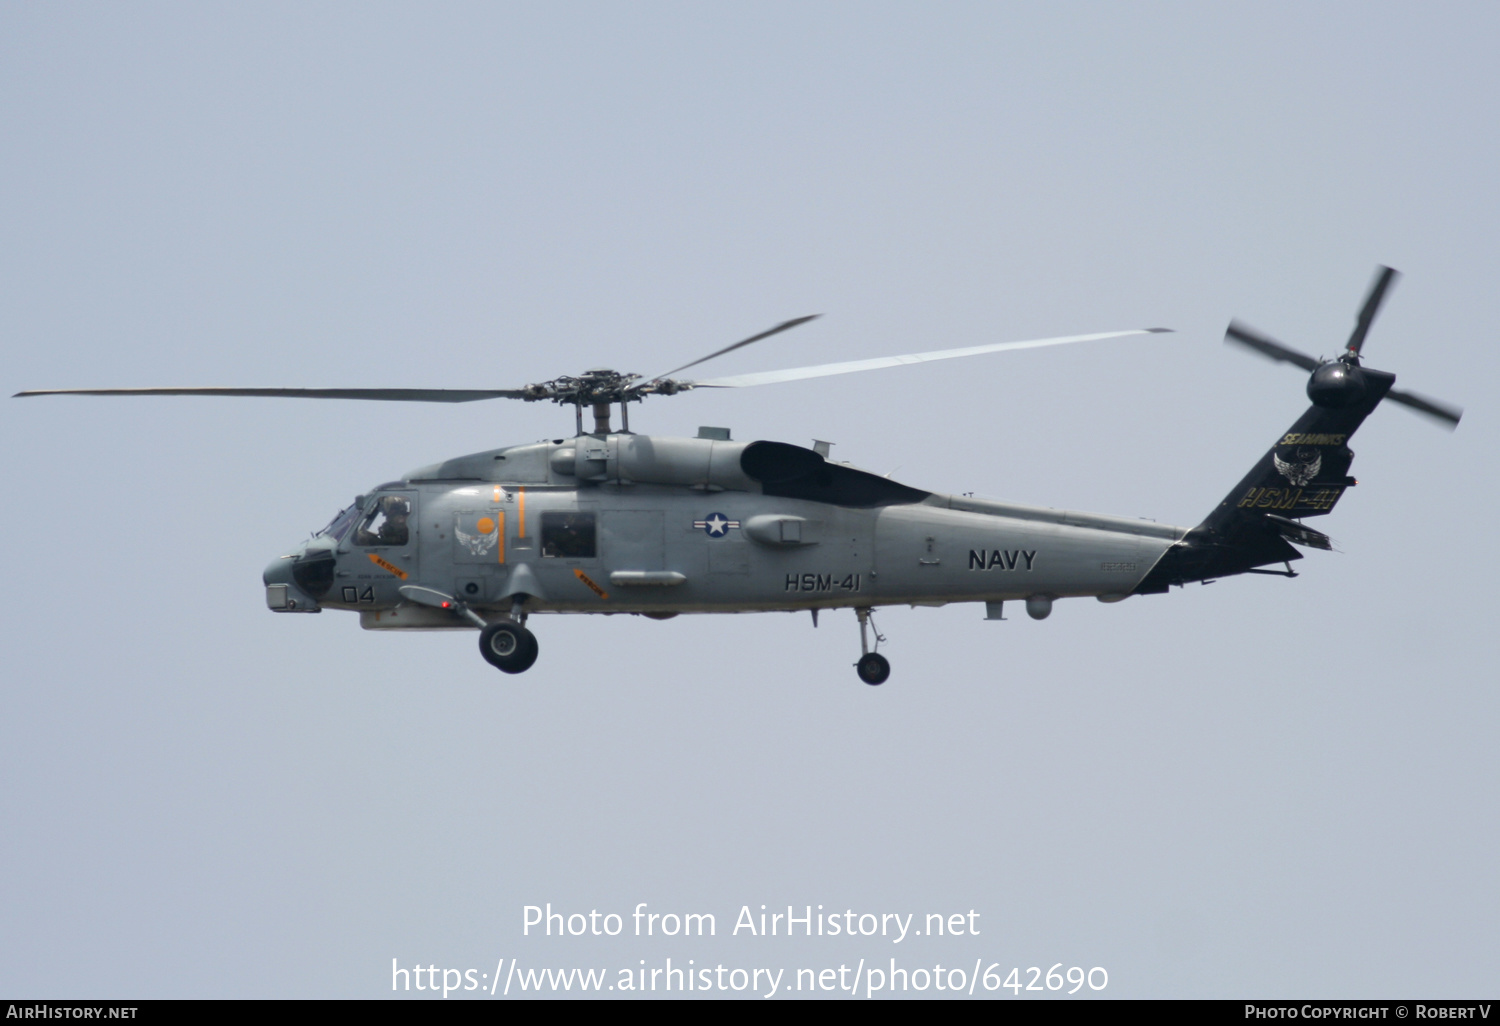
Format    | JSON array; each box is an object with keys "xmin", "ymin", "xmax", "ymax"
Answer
[
  {"xmin": 263, "ymin": 548, "xmax": 328, "ymax": 613},
  {"xmin": 263, "ymin": 554, "xmax": 297, "ymax": 587},
  {"xmin": 264, "ymin": 553, "xmax": 318, "ymax": 613}
]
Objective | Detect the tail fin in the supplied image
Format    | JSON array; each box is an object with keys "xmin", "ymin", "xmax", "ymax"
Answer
[{"xmin": 1135, "ymin": 367, "xmax": 1394, "ymax": 592}]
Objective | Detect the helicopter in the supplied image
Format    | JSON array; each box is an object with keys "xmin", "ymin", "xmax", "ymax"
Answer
[{"xmin": 15, "ymin": 267, "xmax": 1461, "ymax": 685}]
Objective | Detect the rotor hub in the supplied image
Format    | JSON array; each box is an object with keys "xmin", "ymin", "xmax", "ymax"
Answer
[{"xmin": 523, "ymin": 369, "xmax": 646, "ymax": 407}]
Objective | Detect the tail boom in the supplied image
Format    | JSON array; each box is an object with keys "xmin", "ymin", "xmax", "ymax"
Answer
[{"xmin": 1134, "ymin": 367, "xmax": 1394, "ymax": 592}]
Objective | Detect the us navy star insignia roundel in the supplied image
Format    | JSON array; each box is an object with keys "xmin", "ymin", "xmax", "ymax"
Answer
[{"xmin": 693, "ymin": 512, "xmax": 741, "ymax": 537}]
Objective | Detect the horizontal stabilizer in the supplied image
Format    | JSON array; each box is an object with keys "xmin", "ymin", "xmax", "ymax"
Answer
[{"xmin": 1263, "ymin": 514, "xmax": 1333, "ymax": 551}]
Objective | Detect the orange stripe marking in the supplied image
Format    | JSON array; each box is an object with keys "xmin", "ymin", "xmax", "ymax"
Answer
[
  {"xmin": 573, "ymin": 568, "xmax": 608, "ymax": 600},
  {"xmin": 367, "ymin": 552, "xmax": 408, "ymax": 580}
]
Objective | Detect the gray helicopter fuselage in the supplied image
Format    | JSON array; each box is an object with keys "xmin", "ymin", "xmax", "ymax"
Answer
[
  {"xmin": 27, "ymin": 284, "xmax": 1450, "ymax": 683},
  {"xmin": 265, "ymin": 432, "xmax": 1186, "ymax": 627}
]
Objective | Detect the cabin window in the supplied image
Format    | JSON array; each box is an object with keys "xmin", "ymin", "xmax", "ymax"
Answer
[{"xmin": 540, "ymin": 511, "xmax": 595, "ymax": 558}]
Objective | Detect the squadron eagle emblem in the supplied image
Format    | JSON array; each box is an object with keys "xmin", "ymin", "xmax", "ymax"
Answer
[
  {"xmin": 1273, "ymin": 447, "xmax": 1322, "ymax": 487},
  {"xmin": 455, "ymin": 513, "xmax": 501, "ymax": 556}
]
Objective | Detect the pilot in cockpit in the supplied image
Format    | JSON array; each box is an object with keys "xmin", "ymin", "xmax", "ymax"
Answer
[{"xmin": 354, "ymin": 495, "xmax": 411, "ymax": 547}]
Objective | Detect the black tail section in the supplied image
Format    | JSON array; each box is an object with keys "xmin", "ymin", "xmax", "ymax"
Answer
[{"xmin": 1134, "ymin": 367, "xmax": 1394, "ymax": 593}]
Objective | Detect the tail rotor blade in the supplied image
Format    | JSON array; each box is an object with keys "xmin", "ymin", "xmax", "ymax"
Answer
[
  {"xmin": 1346, "ymin": 265, "xmax": 1399, "ymax": 355},
  {"xmin": 1386, "ymin": 387, "xmax": 1462, "ymax": 429},
  {"xmin": 1225, "ymin": 321, "xmax": 1321, "ymax": 371}
]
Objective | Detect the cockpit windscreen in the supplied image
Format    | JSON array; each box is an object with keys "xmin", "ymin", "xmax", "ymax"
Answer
[{"xmin": 317, "ymin": 505, "xmax": 360, "ymax": 542}]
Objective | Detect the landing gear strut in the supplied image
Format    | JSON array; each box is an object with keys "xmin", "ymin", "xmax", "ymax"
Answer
[
  {"xmin": 854, "ymin": 607, "xmax": 890, "ymax": 685},
  {"xmin": 479, "ymin": 595, "xmax": 539, "ymax": 674}
]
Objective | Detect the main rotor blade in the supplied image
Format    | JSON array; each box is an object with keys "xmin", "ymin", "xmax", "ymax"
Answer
[
  {"xmin": 1385, "ymin": 386, "xmax": 1462, "ymax": 429},
  {"xmin": 645, "ymin": 314, "xmax": 821, "ymax": 383},
  {"xmin": 12, "ymin": 387, "xmax": 530, "ymax": 402},
  {"xmin": 1224, "ymin": 320, "xmax": 1321, "ymax": 371},
  {"xmin": 686, "ymin": 328, "xmax": 1171, "ymax": 389},
  {"xmin": 1347, "ymin": 265, "xmax": 1399, "ymax": 355}
]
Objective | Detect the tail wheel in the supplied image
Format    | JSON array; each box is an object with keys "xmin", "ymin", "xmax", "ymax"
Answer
[
  {"xmin": 480, "ymin": 620, "xmax": 539, "ymax": 674},
  {"xmin": 855, "ymin": 652, "xmax": 890, "ymax": 685}
]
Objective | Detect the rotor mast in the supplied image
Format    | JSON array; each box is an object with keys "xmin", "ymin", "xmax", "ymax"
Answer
[{"xmin": 585, "ymin": 398, "xmax": 632, "ymax": 434}]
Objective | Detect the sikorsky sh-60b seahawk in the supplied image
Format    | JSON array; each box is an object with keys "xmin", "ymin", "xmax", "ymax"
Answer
[{"xmin": 16, "ymin": 267, "xmax": 1460, "ymax": 684}]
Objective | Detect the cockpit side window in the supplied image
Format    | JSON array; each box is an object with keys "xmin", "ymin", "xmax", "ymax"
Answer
[
  {"xmin": 540, "ymin": 511, "xmax": 595, "ymax": 558},
  {"xmin": 354, "ymin": 495, "xmax": 412, "ymax": 547}
]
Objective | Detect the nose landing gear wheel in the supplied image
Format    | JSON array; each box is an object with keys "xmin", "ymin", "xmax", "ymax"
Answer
[
  {"xmin": 855, "ymin": 652, "xmax": 890, "ymax": 685},
  {"xmin": 480, "ymin": 620, "xmax": 539, "ymax": 674}
]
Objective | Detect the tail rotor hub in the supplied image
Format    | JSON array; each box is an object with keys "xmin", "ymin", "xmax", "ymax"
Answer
[
  {"xmin": 1224, "ymin": 265, "xmax": 1462, "ymax": 430},
  {"xmin": 1307, "ymin": 359, "xmax": 1367, "ymax": 408}
]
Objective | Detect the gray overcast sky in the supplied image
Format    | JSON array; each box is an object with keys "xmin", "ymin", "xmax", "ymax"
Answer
[{"xmin": 2, "ymin": 2, "xmax": 1495, "ymax": 999}]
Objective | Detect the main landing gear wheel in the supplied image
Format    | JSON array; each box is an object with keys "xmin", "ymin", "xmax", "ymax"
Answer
[
  {"xmin": 856, "ymin": 652, "xmax": 890, "ymax": 686},
  {"xmin": 479, "ymin": 620, "xmax": 539, "ymax": 674},
  {"xmin": 853, "ymin": 607, "xmax": 889, "ymax": 685}
]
